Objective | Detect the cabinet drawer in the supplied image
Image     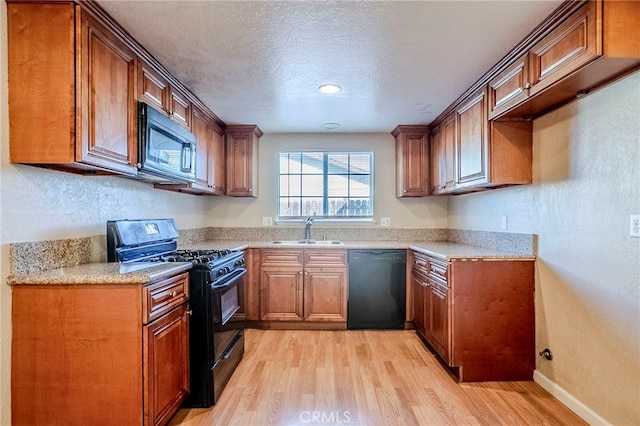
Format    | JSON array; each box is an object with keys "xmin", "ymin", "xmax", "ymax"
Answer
[
  {"xmin": 260, "ymin": 250, "xmax": 304, "ymax": 266},
  {"xmin": 428, "ymin": 258, "xmax": 449, "ymax": 286},
  {"xmin": 413, "ymin": 251, "xmax": 429, "ymax": 275},
  {"xmin": 304, "ymin": 250, "xmax": 347, "ymax": 267},
  {"xmin": 143, "ymin": 273, "xmax": 189, "ymax": 324}
]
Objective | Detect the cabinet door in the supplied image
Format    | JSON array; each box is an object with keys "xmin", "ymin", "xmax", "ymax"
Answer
[
  {"xmin": 442, "ymin": 114, "xmax": 457, "ymax": 191},
  {"xmin": 226, "ymin": 126, "xmax": 262, "ymax": 197},
  {"xmin": 304, "ymin": 267, "xmax": 348, "ymax": 321},
  {"xmin": 455, "ymin": 87, "xmax": 488, "ymax": 186},
  {"xmin": 412, "ymin": 272, "xmax": 427, "ymax": 337},
  {"xmin": 143, "ymin": 304, "xmax": 190, "ymax": 426},
  {"xmin": 78, "ymin": 12, "xmax": 137, "ymax": 175},
  {"xmin": 430, "ymin": 126, "xmax": 443, "ymax": 194},
  {"xmin": 210, "ymin": 128, "xmax": 226, "ymax": 195},
  {"xmin": 528, "ymin": 1, "xmax": 598, "ymax": 97},
  {"xmin": 169, "ymin": 86, "xmax": 191, "ymax": 129},
  {"xmin": 260, "ymin": 266, "xmax": 304, "ymax": 321},
  {"xmin": 191, "ymin": 105, "xmax": 214, "ymax": 191},
  {"xmin": 428, "ymin": 281, "xmax": 449, "ymax": 363},
  {"xmin": 488, "ymin": 55, "xmax": 530, "ymax": 119},
  {"xmin": 139, "ymin": 60, "xmax": 169, "ymax": 113},
  {"xmin": 393, "ymin": 126, "xmax": 430, "ymax": 197}
]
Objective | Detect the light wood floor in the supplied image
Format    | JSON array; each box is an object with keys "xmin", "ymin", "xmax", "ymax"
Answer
[{"xmin": 169, "ymin": 329, "xmax": 586, "ymax": 425}]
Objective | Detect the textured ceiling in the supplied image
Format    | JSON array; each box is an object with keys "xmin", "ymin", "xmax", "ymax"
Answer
[{"xmin": 98, "ymin": 0, "xmax": 564, "ymax": 133}]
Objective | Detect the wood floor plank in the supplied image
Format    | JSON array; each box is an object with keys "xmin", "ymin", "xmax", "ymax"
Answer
[{"xmin": 169, "ymin": 329, "xmax": 586, "ymax": 426}]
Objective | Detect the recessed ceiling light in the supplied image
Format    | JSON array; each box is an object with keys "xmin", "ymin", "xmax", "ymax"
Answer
[
  {"xmin": 318, "ymin": 84, "xmax": 342, "ymax": 94},
  {"xmin": 322, "ymin": 122, "xmax": 340, "ymax": 130}
]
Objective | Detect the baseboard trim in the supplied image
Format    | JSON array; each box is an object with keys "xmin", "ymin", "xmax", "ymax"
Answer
[{"xmin": 533, "ymin": 370, "xmax": 611, "ymax": 425}]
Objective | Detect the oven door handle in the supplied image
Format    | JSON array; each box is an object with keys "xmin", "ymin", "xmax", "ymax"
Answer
[{"xmin": 213, "ymin": 267, "xmax": 246, "ymax": 289}]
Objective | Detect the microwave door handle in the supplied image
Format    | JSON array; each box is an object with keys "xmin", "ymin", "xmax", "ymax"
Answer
[{"xmin": 181, "ymin": 143, "xmax": 193, "ymax": 171}]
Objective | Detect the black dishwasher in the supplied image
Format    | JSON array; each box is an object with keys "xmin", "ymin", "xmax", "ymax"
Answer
[{"xmin": 347, "ymin": 249, "xmax": 406, "ymax": 329}]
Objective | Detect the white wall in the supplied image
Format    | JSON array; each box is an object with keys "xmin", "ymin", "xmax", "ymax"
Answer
[
  {"xmin": 0, "ymin": 6, "xmax": 209, "ymax": 422},
  {"xmin": 449, "ymin": 72, "xmax": 640, "ymax": 425},
  {"xmin": 206, "ymin": 132, "xmax": 448, "ymax": 228}
]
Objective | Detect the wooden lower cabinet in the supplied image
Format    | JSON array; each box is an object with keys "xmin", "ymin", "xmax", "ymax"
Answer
[
  {"xmin": 260, "ymin": 266, "xmax": 304, "ymax": 321},
  {"xmin": 259, "ymin": 249, "xmax": 348, "ymax": 327},
  {"xmin": 11, "ymin": 273, "xmax": 190, "ymax": 425},
  {"xmin": 427, "ymin": 279, "xmax": 449, "ymax": 362},
  {"xmin": 411, "ymin": 251, "xmax": 534, "ymax": 382}
]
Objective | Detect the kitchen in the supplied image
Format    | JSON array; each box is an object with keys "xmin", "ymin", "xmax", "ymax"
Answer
[{"xmin": 1, "ymin": 0, "xmax": 639, "ymax": 425}]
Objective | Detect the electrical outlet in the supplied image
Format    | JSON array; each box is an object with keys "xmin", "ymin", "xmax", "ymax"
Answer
[
  {"xmin": 631, "ymin": 215, "xmax": 640, "ymax": 237},
  {"xmin": 501, "ymin": 216, "xmax": 508, "ymax": 230},
  {"xmin": 262, "ymin": 216, "xmax": 273, "ymax": 227},
  {"xmin": 381, "ymin": 217, "xmax": 391, "ymax": 227}
]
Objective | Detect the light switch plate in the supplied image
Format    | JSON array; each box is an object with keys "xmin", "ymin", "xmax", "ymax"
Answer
[
  {"xmin": 631, "ymin": 215, "xmax": 640, "ymax": 237},
  {"xmin": 381, "ymin": 217, "xmax": 391, "ymax": 227},
  {"xmin": 262, "ymin": 217, "xmax": 273, "ymax": 227}
]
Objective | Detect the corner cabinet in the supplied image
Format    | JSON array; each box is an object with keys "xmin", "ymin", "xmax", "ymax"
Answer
[
  {"xmin": 430, "ymin": 87, "xmax": 533, "ymax": 195},
  {"xmin": 225, "ymin": 125, "xmax": 263, "ymax": 197},
  {"xmin": 8, "ymin": 2, "xmax": 138, "ymax": 176},
  {"xmin": 392, "ymin": 125, "xmax": 430, "ymax": 197},
  {"xmin": 11, "ymin": 273, "xmax": 190, "ymax": 425},
  {"xmin": 259, "ymin": 249, "xmax": 348, "ymax": 327},
  {"xmin": 411, "ymin": 251, "xmax": 535, "ymax": 381}
]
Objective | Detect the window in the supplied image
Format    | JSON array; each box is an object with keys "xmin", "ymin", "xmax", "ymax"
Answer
[{"xmin": 278, "ymin": 151, "xmax": 373, "ymax": 220}]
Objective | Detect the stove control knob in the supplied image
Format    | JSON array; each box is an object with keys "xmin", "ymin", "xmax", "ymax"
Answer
[{"xmin": 235, "ymin": 259, "xmax": 245, "ymax": 267}]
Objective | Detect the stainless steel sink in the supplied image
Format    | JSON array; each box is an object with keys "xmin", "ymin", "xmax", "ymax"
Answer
[{"xmin": 268, "ymin": 239, "xmax": 344, "ymax": 245}]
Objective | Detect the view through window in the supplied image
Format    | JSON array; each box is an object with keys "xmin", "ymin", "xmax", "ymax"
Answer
[{"xmin": 278, "ymin": 151, "xmax": 373, "ymax": 219}]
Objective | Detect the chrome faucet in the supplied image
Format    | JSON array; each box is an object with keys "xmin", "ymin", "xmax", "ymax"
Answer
[{"xmin": 304, "ymin": 216, "xmax": 313, "ymax": 240}]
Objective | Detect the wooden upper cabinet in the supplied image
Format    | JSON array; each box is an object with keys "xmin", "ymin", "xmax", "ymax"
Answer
[
  {"xmin": 225, "ymin": 125, "xmax": 263, "ymax": 197},
  {"xmin": 187, "ymin": 105, "xmax": 214, "ymax": 193},
  {"xmin": 8, "ymin": 2, "xmax": 137, "ymax": 175},
  {"xmin": 138, "ymin": 61, "xmax": 191, "ymax": 130},
  {"xmin": 79, "ymin": 13, "xmax": 138, "ymax": 174},
  {"xmin": 210, "ymin": 128, "xmax": 226, "ymax": 195},
  {"xmin": 456, "ymin": 87, "xmax": 488, "ymax": 187},
  {"xmin": 391, "ymin": 125, "xmax": 430, "ymax": 197},
  {"xmin": 430, "ymin": 88, "xmax": 532, "ymax": 195},
  {"xmin": 488, "ymin": 55, "xmax": 530, "ymax": 119},
  {"xmin": 138, "ymin": 60, "xmax": 170, "ymax": 113},
  {"xmin": 430, "ymin": 114, "xmax": 456, "ymax": 194},
  {"xmin": 169, "ymin": 86, "xmax": 192, "ymax": 129},
  {"xmin": 490, "ymin": 0, "xmax": 640, "ymax": 120}
]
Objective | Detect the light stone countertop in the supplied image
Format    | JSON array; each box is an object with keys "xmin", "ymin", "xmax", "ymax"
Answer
[
  {"xmin": 8, "ymin": 239, "xmax": 533, "ymax": 286},
  {"xmin": 7, "ymin": 261, "xmax": 192, "ymax": 286},
  {"xmin": 182, "ymin": 240, "xmax": 535, "ymax": 260}
]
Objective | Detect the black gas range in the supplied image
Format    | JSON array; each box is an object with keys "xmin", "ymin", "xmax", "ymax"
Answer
[{"xmin": 106, "ymin": 219, "xmax": 246, "ymax": 407}]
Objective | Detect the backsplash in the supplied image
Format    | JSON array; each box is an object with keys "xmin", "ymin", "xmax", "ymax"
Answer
[
  {"xmin": 10, "ymin": 238, "xmax": 92, "ymax": 276},
  {"xmin": 206, "ymin": 227, "xmax": 449, "ymax": 243},
  {"xmin": 7, "ymin": 227, "xmax": 535, "ymax": 276}
]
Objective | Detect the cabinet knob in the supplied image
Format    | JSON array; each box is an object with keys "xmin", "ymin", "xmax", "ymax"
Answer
[
  {"xmin": 170, "ymin": 291, "xmax": 177, "ymax": 297},
  {"xmin": 187, "ymin": 310, "xmax": 193, "ymax": 316},
  {"xmin": 524, "ymin": 82, "xmax": 532, "ymax": 89}
]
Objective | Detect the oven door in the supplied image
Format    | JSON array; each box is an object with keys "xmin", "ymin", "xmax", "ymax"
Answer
[
  {"xmin": 211, "ymin": 268, "xmax": 246, "ymax": 361},
  {"xmin": 211, "ymin": 268, "xmax": 246, "ymax": 326}
]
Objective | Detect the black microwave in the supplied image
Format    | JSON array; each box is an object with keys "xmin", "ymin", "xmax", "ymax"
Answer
[{"xmin": 137, "ymin": 102, "xmax": 196, "ymax": 183}]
